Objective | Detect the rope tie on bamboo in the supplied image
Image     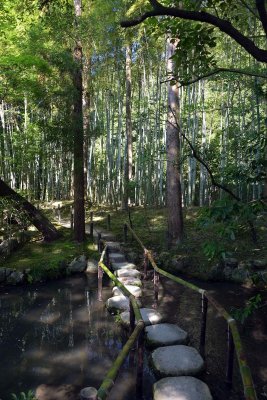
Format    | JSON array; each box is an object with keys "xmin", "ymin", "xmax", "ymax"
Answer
[{"xmin": 227, "ymin": 317, "xmax": 235, "ymax": 324}]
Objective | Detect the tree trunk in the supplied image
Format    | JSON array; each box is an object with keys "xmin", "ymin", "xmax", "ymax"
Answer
[
  {"xmin": 73, "ymin": 0, "xmax": 85, "ymax": 242},
  {"xmin": 166, "ymin": 38, "xmax": 183, "ymax": 246},
  {"xmin": 0, "ymin": 178, "xmax": 61, "ymax": 241},
  {"xmin": 122, "ymin": 43, "xmax": 133, "ymax": 210}
]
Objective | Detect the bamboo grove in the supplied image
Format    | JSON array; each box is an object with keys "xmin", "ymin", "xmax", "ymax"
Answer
[{"xmin": 0, "ymin": 0, "xmax": 266, "ymax": 208}]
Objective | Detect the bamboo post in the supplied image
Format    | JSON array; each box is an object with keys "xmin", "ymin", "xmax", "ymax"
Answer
[
  {"xmin": 199, "ymin": 294, "xmax": 208, "ymax": 358},
  {"xmin": 90, "ymin": 222, "xmax": 94, "ymax": 238},
  {"xmin": 154, "ymin": 269, "xmax": 159, "ymax": 302},
  {"xmin": 136, "ymin": 329, "xmax": 144, "ymax": 399},
  {"xmin": 106, "ymin": 246, "xmax": 110, "ymax": 268},
  {"xmin": 97, "ymin": 233, "xmax": 102, "ymax": 253},
  {"xmin": 226, "ymin": 325, "xmax": 235, "ymax": 387},
  {"xmin": 98, "ymin": 264, "xmax": 103, "ymax": 302},
  {"xmin": 124, "ymin": 223, "xmax": 128, "ymax": 243},
  {"xmin": 90, "ymin": 211, "xmax": 93, "ymax": 222},
  {"xmin": 70, "ymin": 207, "xmax": 74, "ymax": 230},
  {"xmin": 80, "ymin": 387, "xmax": 98, "ymax": 400},
  {"xmin": 143, "ymin": 250, "xmax": 148, "ymax": 280},
  {"xmin": 130, "ymin": 300, "xmax": 135, "ymax": 333},
  {"xmin": 107, "ymin": 214, "xmax": 111, "ymax": 230}
]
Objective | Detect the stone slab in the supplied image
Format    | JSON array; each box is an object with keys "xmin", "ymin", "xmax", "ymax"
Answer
[
  {"xmin": 106, "ymin": 295, "xmax": 130, "ymax": 313},
  {"xmin": 109, "ymin": 253, "xmax": 126, "ymax": 263},
  {"xmin": 115, "ymin": 269, "xmax": 141, "ymax": 278},
  {"xmin": 153, "ymin": 377, "xmax": 212, "ymax": 400},
  {"xmin": 112, "ymin": 261, "xmax": 137, "ymax": 271},
  {"xmin": 151, "ymin": 345, "xmax": 205, "ymax": 377},
  {"xmin": 113, "ymin": 285, "xmax": 142, "ymax": 298},
  {"xmin": 145, "ymin": 323, "xmax": 188, "ymax": 348},
  {"xmin": 106, "ymin": 241, "xmax": 121, "ymax": 250},
  {"xmin": 120, "ymin": 308, "xmax": 163, "ymax": 327},
  {"xmin": 118, "ymin": 277, "xmax": 142, "ymax": 287}
]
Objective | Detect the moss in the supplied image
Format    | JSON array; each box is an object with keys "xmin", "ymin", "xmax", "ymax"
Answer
[{"xmin": 3, "ymin": 226, "xmax": 99, "ymax": 283}]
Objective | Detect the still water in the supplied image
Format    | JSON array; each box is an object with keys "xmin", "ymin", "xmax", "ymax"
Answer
[{"xmin": 0, "ymin": 275, "xmax": 147, "ymax": 400}]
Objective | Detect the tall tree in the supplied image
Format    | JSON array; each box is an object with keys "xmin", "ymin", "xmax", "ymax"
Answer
[
  {"xmin": 73, "ymin": 0, "xmax": 85, "ymax": 242},
  {"xmin": 166, "ymin": 38, "xmax": 183, "ymax": 245}
]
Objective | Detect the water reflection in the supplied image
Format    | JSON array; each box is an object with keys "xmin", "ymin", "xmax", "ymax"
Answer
[{"xmin": 0, "ymin": 275, "xmax": 134, "ymax": 400}]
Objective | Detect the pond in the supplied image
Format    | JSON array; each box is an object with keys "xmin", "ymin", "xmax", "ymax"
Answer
[
  {"xmin": 0, "ymin": 273, "xmax": 266, "ymax": 400},
  {"xmin": 0, "ymin": 274, "xmax": 150, "ymax": 400}
]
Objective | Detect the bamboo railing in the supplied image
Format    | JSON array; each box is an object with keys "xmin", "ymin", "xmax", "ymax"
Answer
[
  {"xmin": 124, "ymin": 222, "xmax": 258, "ymax": 400},
  {"xmin": 97, "ymin": 244, "xmax": 145, "ymax": 400}
]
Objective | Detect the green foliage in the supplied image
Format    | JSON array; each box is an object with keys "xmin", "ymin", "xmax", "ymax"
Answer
[
  {"xmin": 230, "ymin": 294, "xmax": 262, "ymax": 324},
  {"xmin": 11, "ymin": 390, "xmax": 36, "ymax": 400}
]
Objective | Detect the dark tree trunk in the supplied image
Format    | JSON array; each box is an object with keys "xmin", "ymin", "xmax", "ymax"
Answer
[
  {"xmin": 73, "ymin": 0, "xmax": 85, "ymax": 242},
  {"xmin": 166, "ymin": 38, "xmax": 183, "ymax": 246},
  {"xmin": 0, "ymin": 178, "xmax": 61, "ymax": 241},
  {"xmin": 122, "ymin": 43, "xmax": 133, "ymax": 210}
]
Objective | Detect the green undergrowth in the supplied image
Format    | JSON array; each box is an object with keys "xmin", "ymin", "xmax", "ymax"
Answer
[
  {"xmin": 3, "ymin": 226, "xmax": 98, "ymax": 283},
  {"xmin": 94, "ymin": 206, "xmax": 267, "ymax": 280}
]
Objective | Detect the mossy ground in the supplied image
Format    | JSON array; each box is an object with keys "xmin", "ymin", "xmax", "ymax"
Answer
[{"xmin": 94, "ymin": 206, "xmax": 267, "ymax": 280}]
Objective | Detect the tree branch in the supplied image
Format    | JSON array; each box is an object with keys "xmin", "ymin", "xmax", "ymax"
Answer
[
  {"xmin": 121, "ymin": 0, "xmax": 267, "ymax": 63},
  {"xmin": 256, "ymin": 0, "xmax": 267, "ymax": 37}
]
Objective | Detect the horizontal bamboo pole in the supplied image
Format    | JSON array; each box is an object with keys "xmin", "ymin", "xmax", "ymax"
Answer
[
  {"xmin": 125, "ymin": 223, "xmax": 258, "ymax": 400},
  {"xmin": 97, "ymin": 320, "xmax": 145, "ymax": 400}
]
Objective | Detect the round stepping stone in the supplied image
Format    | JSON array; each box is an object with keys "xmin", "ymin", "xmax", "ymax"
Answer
[
  {"xmin": 109, "ymin": 253, "xmax": 126, "ymax": 263},
  {"xmin": 118, "ymin": 277, "xmax": 142, "ymax": 287},
  {"xmin": 145, "ymin": 323, "xmax": 188, "ymax": 348},
  {"xmin": 153, "ymin": 377, "xmax": 212, "ymax": 400},
  {"xmin": 151, "ymin": 345, "xmax": 205, "ymax": 377},
  {"xmin": 106, "ymin": 295, "xmax": 130, "ymax": 313},
  {"xmin": 113, "ymin": 285, "xmax": 142, "ymax": 298},
  {"xmin": 112, "ymin": 262, "xmax": 137, "ymax": 271},
  {"xmin": 115, "ymin": 269, "xmax": 141, "ymax": 278},
  {"xmin": 120, "ymin": 308, "xmax": 163, "ymax": 327}
]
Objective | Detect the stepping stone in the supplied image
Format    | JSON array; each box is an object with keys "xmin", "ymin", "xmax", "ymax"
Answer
[
  {"xmin": 145, "ymin": 323, "xmax": 188, "ymax": 348},
  {"xmin": 109, "ymin": 253, "xmax": 126, "ymax": 263},
  {"xmin": 120, "ymin": 308, "xmax": 163, "ymax": 327},
  {"xmin": 151, "ymin": 345, "xmax": 205, "ymax": 377},
  {"xmin": 106, "ymin": 295, "xmax": 130, "ymax": 313},
  {"xmin": 153, "ymin": 377, "xmax": 212, "ymax": 400},
  {"xmin": 106, "ymin": 241, "xmax": 121, "ymax": 250},
  {"xmin": 106, "ymin": 295, "xmax": 141, "ymax": 313},
  {"xmin": 112, "ymin": 261, "xmax": 137, "ymax": 271},
  {"xmin": 115, "ymin": 269, "xmax": 141, "ymax": 278},
  {"xmin": 113, "ymin": 285, "xmax": 142, "ymax": 298},
  {"xmin": 118, "ymin": 277, "xmax": 142, "ymax": 287}
]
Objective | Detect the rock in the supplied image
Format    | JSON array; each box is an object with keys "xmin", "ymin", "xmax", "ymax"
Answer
[
  {"xmin": 109, "ymin": 252, "xmax": 126, "ymax": 263},
  {"xmin": 120, "ymin": 308, "xmax": 163, "ymax": 327},
  {"xmin": 86, "ymin": 259, "xmax": 98, "ymax": 274},
  {"xmin": 127, "ymin": 251, "xmax": 139, "ymax": 263},
  {"xmin": 118, "ymin": 277, "xmax": 142, "ymax": 287},
  {"xmin": 153, "ymin": 377, "xmax": 212, "ymax": 400},
  {"xmin": 112, "ymin": 285, "xmax": 142, "ymax": 298},
  {"xmin": 261, "ymin": 271, "xmax": 267, "ymax": 283},
  {"xmin": 115, "ymin": 269, "xmax": 141, "ymax": 278},
  {"xmin": 231, "ymin": 268, "xmax": 250, "ymax": 283},
  {"xmin": 111, "ymin": 261, "xmax": 137, "ymax": 271},
  {"xmin": 170, "ymin": 257, "xmax": 187, "ymax": 272},
  {"xmin": 68, "ymin": 255, "xmax": 87, "ymax": 273},
  {"xmin": 6, "ymin": 270, "xmax": 25, "ymax": 285},
  {"xmin": 209, "ymin": 264, "xmax": 224, "ymax": 280},
  {"xmin": 5, "ymin": 268, "xmax": 13, "ymax": 277},
  {"xmin": 0, "ymin": 268, "xmax": 6, "ymax": 283},
  {"xmin": 238, "ymin": 261, "xmax": 252, "ymax": 270},
  {"xmin": 106, "ymin": 295, "xmax": 130, "ymax": 313},
  {"xmin": 151, "ymin": 345, "xmax": 205, "ymax": 377},
  {"xmin": 251, "ymin": 259, "xmax": 267, "ymax": 270},
  {"xmin": 223, "ymin": 267, "xmax": 233, "ymax": 280},
  {"xmin": 145, "ymin": 323, "xmax": 188, "ymax": 348},
  {"xmin": 224, "ymin": 258, "xmax": 238, "ymax": 269},
  {"xmin": 80, "ymin": 386, "xmax": 98, "ymax": 400}
]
